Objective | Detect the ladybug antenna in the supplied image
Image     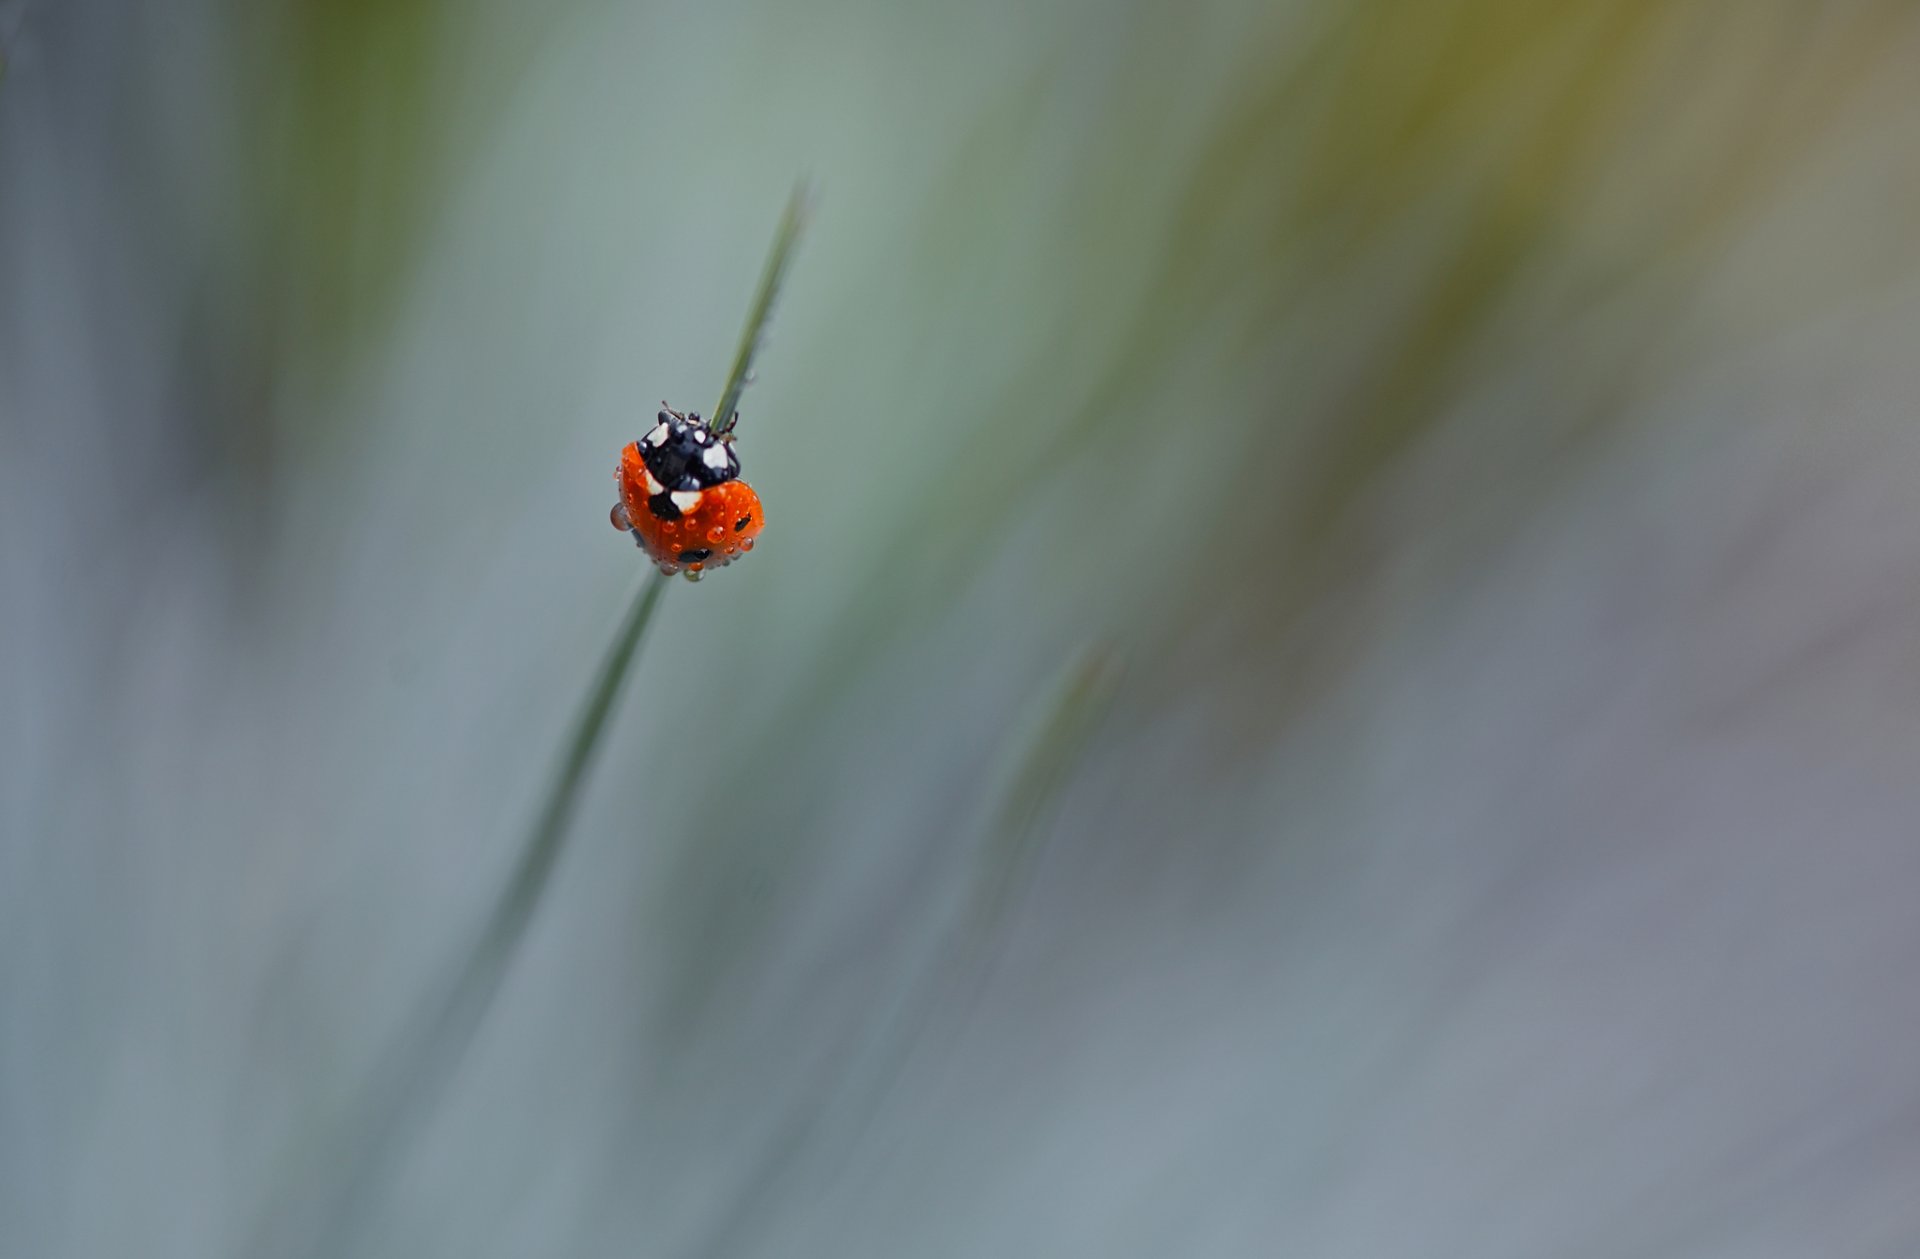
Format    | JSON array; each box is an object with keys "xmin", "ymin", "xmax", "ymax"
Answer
[{"xmin": 659, "ymin": 401, "xmax": 690, "ymax": 423}]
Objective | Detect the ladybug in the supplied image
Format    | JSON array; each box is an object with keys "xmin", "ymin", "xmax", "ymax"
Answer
[{"xmin": 611, "ymin": 404, "xmax": 765, "ymax": 579}]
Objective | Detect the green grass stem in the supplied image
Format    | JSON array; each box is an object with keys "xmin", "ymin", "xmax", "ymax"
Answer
[
  {"xmin": 711, "ymin": 181, "xmax": 812, "ymax": 435},
  {"xmin": 247, "ymin": 573, "xmax": 670, "ymax": 1259},
  {"xmin": 252, "ymin": 179, "xmax": 812, "ymax": 1256}
]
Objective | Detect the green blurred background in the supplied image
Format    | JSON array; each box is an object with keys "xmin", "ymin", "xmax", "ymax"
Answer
[{"xmin": 7, "ymin": 1, "xmax": 1920, "ymax": 1255}]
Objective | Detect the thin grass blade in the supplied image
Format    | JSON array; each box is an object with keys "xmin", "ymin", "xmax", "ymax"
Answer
[
  {"xmin": 248, "ymin": 571, "xmax": 670, "ymax": 1259},
  {"xmin": 711, "ymin": 180, "xmax": 813, "ymax": 434},
  {"xmin": 255, "ymin": 179, "xmax": 807, "ymax": 1253}
]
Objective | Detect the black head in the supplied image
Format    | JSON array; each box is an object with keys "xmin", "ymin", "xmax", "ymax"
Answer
[{"xmin": 638, "ymin": 408, "xmax": 740, "ymax": 492}]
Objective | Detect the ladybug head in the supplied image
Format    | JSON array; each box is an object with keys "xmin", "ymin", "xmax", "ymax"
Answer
[{"xmin": 638, "ymin": 406, "xmax": 740, "ymax": 493}]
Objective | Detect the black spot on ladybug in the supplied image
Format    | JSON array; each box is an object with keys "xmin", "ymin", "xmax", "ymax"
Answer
[
  {"xmin": 734, "ymin": 515, "xmax": 752, "ymax": 532},
  {"xmin": 648, "ymin": 492, "xmax": 680, "ymax": 521},
  {"xmin": 676, "ymin": 548, "xmax": 712, "ymax": 564}
]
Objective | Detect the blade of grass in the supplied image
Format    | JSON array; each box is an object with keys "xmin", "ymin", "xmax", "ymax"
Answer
[
  {"xmin": 253, "ymin": 182, "xmax": 810, "ymax": 1256},
  {"xmin": 247, "ymin": 572, "xmax": 670, "ymax": 1259},
  {"xmin": 373, "ymin": 569, "xmax": 673, "ymax": 1128},
  {"xmin": 464, "ymin": 568, "xmax": 671, "ymax": 1004},
  {"xmin": 711, "ymin": 181, "xmax": 812, "ymax": 435}
]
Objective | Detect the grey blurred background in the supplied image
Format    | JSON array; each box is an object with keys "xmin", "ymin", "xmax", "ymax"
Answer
[{"xmin": 6, "ymin": 1, "xmax": 1920, "ymax": 1255}]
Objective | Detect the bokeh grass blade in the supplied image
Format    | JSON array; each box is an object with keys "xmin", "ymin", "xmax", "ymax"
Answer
[
  {"xmin": 968, "ymin": 644, "xmax": 1124, "ymax": 934},
  {"xmin": 679, "ymin": 645, "xmax": 1122, "ymax": 1259},
  {"xmin": 711, "ymin": 180, "xmax": 812, "ymax": 435}
]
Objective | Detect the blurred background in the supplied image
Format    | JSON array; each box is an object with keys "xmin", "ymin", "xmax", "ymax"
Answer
[{"xmin": 7, "ymin": 1, "xmax": 1920, "ymax": 1255}]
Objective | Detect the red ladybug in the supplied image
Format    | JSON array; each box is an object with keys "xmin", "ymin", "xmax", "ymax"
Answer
[{"xmin": 611, "ymin": 405, "xmax": 765, "ymax": 579}]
